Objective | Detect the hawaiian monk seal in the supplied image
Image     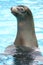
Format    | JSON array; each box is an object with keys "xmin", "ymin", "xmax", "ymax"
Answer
[{"xmin": 11, "ymin": 5, "xmax": 38, "ymax": 49}]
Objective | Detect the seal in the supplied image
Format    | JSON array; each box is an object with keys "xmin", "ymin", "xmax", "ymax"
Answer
[
  {"xmin": 4, "ymin": 5, "xmax": 41, "ymax": 65},
  {"xmin": 11, "ymin": 5, "xmax": 38, "ymax": 49}
]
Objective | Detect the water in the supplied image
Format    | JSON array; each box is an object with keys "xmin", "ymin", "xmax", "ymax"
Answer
[
  {"xmin": 0, "ymin": 0, "xmax": 43, "ymax": 65},
  {"xmin": 0, "ymin": 54, "xmax": 14, "ymax": 65},
  {"xmin": 0, "ymin": 48, "xmax": 43, "ymax": 65}
]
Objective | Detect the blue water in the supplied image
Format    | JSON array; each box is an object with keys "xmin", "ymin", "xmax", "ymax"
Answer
[{"xmin": 0, "ymin": 0, "xmax": 43, "ymax": 65}]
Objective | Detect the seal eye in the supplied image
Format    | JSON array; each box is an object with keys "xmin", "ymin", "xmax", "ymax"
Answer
[
  {"xmin": 20, "ymin": 8, "xmax": 24, "ymax": 12},
  {"xmin": 17, "ymin": 7, "xmax": 25, "ymax": 13}
]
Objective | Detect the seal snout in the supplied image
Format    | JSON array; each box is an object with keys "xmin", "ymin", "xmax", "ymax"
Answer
[
  {"xmin": 11, "ymin": 7, "xmax": 14, "ymax": 11},
  {"xmin": 11, "ymin": 6, "xmax": 25, "ymax": 13}
]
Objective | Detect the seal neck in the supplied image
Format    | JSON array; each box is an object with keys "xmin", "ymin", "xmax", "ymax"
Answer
[{"xmin": 15, "ymin": 16, "xmax": 38, "ymax": 48}]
